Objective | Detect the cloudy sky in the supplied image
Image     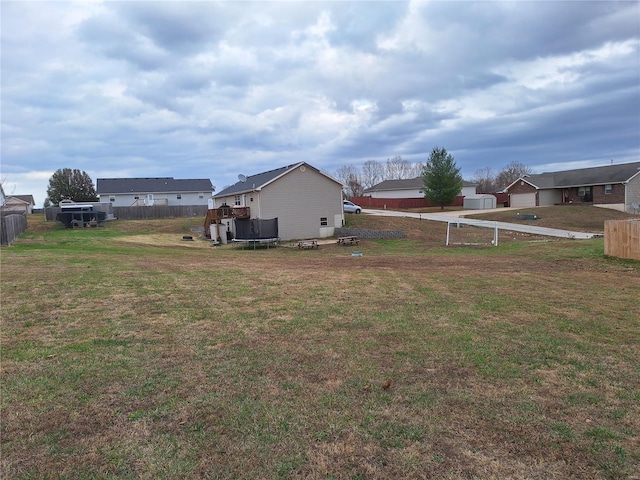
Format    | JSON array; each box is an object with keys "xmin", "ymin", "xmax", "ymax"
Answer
[{"xmin": 2, "ymin": 1, "xmax": 639, "ymax": 207}]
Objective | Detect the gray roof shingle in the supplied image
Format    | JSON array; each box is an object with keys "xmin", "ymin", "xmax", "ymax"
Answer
[
  {"xmin": 214, "ymin": 165, "xmax": 294, "ymax": 197},
  {"xmin": 7, "ymin": 195, "xmax": 35, "ymax": 205},
  {"xmin": 519, "ymin": 161, "xmax": 640, "ymax": 189},
  {"xmin": 213, "ymin": 162, "xmax": 341, "ymax": 198},
  {"xmin": 97, "ymin": 178, "xmax": 213, "ymax": 195}
]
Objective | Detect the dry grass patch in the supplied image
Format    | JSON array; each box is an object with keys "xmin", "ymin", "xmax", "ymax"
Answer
[
  {"xmin": 1, "ymin": 215, "xmax": 639, "ymax": 479},
  {"xmin": 466, "ymin": 204, "xmax": 636, "ymax": 233}
]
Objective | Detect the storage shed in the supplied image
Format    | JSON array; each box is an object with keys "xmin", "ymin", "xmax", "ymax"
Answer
[{"xmin": 463, "ymin": 194, "xmax": 496, "ymax": 210}]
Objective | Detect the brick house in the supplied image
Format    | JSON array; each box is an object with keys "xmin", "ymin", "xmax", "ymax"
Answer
[{"xmin": 504, "ymin": 162, "xmax": 640, "ymax": 212}]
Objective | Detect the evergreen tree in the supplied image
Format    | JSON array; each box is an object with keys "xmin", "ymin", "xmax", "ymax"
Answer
[
  {"xmin": 422, "ymin": 147, "xmax": 463, "ymax": 210},
  {"xmin": 46, "ymin": 168, "xmax": 98, "ymax": 205}
]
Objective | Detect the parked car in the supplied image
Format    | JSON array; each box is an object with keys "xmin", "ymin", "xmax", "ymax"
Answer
[{"xmin": 343, "ymin": 200, "xmax": 362, "ymax": 214}]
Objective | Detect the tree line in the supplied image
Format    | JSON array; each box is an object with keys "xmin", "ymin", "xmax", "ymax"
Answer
[
  {"xmin": 41, "ymin": 157, "xmax": 532, "ymax": 210},
  {"xmin": 334, "ymin": 156, "xmax": 532, "ymax": 197},
  {"xmin": 333, "ymin": 156, "xmax": 424, "ymax": 197}
]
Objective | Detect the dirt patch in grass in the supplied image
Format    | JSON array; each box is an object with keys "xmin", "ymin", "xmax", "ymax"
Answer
[{"xmin": 116, "ymin": 234, "xmax": 212, "ymax": 248}]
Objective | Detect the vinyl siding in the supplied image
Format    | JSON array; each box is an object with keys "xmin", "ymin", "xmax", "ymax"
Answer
[
  {"xmin": 370, "ymin": 185, "xmax": 475, "ymax": 199},
  {"xmin": 101, "ymin": 192, "xmax": 209, "ymax": 207},
  {"xmin": 259, "ymin": 166, "xmax": 343, "ymax": 240},
  {"xmin": 371, "ymin": 189, "xmax": 421, "ymax": 199},
  {"xmin": 627, "ymin": 174, "xmax": 640, "ymax": 213}
]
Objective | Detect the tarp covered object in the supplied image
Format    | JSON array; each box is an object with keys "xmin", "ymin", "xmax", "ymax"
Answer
[{"xmin": 234, "ymin": 218, "xmax": 278, "ymax": 240}]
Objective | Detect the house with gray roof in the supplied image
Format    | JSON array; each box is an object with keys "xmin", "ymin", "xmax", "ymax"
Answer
[
  {"xmin": 504, "ymin": 161, "xmax": 640, "ymax": 212},
  {"xmin": 2, "ymin": 195, "xmax": 36, "ymax": 214},
  {"xmin": 363, "ymin": 177, "xmax": 477, "ymax": 198},
  {"xmin": 212, "ymin": 162, "xmax": 344, "ymax": 241},
  {"xmin": 96, "ymin": 178, "xmax": 214, "ymax": 207}
]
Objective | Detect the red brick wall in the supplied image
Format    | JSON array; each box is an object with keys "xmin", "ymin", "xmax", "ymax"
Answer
[
  {"xmin": 351, "ymin": 196, "xmax": 464, "ymax": 209},
  {"xmin": 593, "ymin": 184, "xmax": 625, "ymax": 204},
  {"xmin": 507, "ymin": 182, "xmax": 537, "ymax": 194}
]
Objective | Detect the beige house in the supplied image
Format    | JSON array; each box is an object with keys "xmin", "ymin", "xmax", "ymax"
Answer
[
  {"xmin": 213, "ymin": 162, "xmax": 344, "ymax": 241},
  {"xmin": 2, "ymin": 195, "xmax": 35, "ymax": 214}
]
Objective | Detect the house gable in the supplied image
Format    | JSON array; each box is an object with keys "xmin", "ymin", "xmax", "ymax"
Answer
[
  {"xmin": 3, "ymin": 195, "xmax": 36, "ymax": 214},
  {"xmin": 213, "ymin": 162, "xmax": 344, "ymax": 241},
  {"xmin": 214, "ymin": 162, "xmax": 341, "ymax": 198}
]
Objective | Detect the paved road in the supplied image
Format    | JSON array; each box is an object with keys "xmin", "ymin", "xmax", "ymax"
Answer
[{"xmin": 362, "ymin": 208, "xmax": 602, "ymax": 240}]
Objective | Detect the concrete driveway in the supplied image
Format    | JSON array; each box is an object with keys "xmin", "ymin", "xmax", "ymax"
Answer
[{"xmin": 362, "ymin": 208, "xmax": 602, "ymax": 239}]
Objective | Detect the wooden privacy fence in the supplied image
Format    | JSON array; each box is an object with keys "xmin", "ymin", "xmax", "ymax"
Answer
[
  {"xmin": 113, "ymin": 205, "xmax": 208, "ymax": 220},
  {"xmin": 45, "ymin": 205, "xmax": 208, "ymax": 221},
  {"xmin": 0, "ymin": 214, "xmax": 27, "ymax": 246},
  {"xmin": 604, "ymin": 219, "xmax": 640, "ymax": 261}
]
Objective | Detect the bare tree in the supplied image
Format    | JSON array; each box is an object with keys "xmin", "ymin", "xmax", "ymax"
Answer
[
  {"xmin": 334, "ymin": 164, "xmax": 362, "ymax": 198},
  {"xmin": 335, "ymin": 157, "xmax": 425, "ymax": 195},
  {"xmin": 361, "ymin": 160, "xmax": 385, "ymax": 190},
  {"xmin": 347, "ymin": 177, "xmax": 364, "ymax": 197},
  {"xmin": 385, "ymin": 155, "xmax": 413, "ymax": 180},
  {"xmin": 472, "ymin": 166, "xmax": 496, "ymax": 193},
  {"xmin": 408, "ymin": 161, "xmax": 425, "ymax": 179},
  {"xmin": 495, "ymin": 161, "xmax": 533, "ymax": 190}
]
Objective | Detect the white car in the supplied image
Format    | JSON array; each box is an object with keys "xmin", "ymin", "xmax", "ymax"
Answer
[{"xmin": 343, "ymin": 200, "xmax": 362, "ymax": 214}]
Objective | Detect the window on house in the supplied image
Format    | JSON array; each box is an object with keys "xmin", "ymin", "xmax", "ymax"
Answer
[
  {"xmin": 578, "ymin": 186, "xmax": 593, "ymax": 201},
  {"xmin": 234, "ymin": 195, "xmax": 241, "ymax": 206},
  {"xmin": 134, "ymin": 196, "xmax": 139, "ymax": 200},
  {"xmin": 605, "ymin": 184, "xmax": 612, "ymax": 194},
  {"xmin": 177, "ymin": 194, "xmax": 182, "ymax": 200},
  {"xmin": 109, "ymin": 196, "xmax": 115, "ymax": 202},
  {"xmin": 320, "ymin": 217, "xmax": 328, "ymax": 226},
  {"xmin": 199, "ymin": 193, "xmax": 204, "ymax": 199}
]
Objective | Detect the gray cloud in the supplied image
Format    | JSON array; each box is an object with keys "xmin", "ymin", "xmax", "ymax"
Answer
[{"xmin": 1, "ymin": 1, "xmax": 638, "ymax": 207}]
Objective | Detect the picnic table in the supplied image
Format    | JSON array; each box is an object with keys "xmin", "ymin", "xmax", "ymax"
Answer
[
  {"xmin": 298, "ymin": 240, "xmax": 319, "ymax": 249},
  {"xmin": 337, "ymin": 235, "xmax": 359, "ymax": 246}
]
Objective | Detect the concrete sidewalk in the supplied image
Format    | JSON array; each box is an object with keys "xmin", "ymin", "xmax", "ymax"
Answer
[{"xmin": 362, "ymin": 208, "xmax": 602, "ymax": 239}]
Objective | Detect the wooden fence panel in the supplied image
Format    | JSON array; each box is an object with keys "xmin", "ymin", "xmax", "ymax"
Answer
[
  {"xmin": 604, "ymin": 219, "xmax": 640, "ymax": 261},
  {"xmin": 0, "ymin": 214, "xmax": 28, "ymax": 246},
  {"xmin": 113, "ymin": 205, "xmax": 208, "ymax": 220},
  {"xmin": 45, "ymin": 205, "xmax": 208, "ymax": 222}
]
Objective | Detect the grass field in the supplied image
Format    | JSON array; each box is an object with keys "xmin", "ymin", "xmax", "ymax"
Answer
[{"xmin": 1, "ymin": 211, "xmax": 639, "ymax": 479}]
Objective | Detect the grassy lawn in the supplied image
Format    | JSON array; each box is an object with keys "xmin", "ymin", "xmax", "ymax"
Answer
[
  {"xmin": 1, "ymin": 212, "xmax": 639, "ymax": 479},
  {"xmin": 466, "ymin": 204, "xmax": 635, "ymax": 233}
]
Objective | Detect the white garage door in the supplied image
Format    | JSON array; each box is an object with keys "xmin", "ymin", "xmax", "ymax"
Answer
[{"xmin": 510, "ymin": 193, "xmax": 536, "ymax": 207}]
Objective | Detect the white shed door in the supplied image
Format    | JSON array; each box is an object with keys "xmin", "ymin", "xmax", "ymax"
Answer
[{"xmin": 510, "ymin": 193, "xmax": 536, "ymax": 207}]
